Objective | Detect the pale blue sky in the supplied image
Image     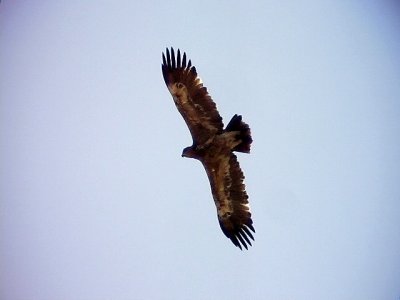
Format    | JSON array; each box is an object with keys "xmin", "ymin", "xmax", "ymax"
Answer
[{"xmin": 1, "ymin": 1, "xmax": 399, "ymax": 299}]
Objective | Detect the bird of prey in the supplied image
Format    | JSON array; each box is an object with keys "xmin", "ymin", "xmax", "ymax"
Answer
[{"xmin": 161, "ymin": 48, "xmax": 255, "ymax": 250}]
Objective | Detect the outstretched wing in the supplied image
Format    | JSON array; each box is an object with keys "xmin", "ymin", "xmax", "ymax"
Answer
[
  {"xmin": 162, "ymin": 48, "xmax": 223, "ymax": 146},
  {"xmin": 203, "ymin": 153, "xmax": 255, "ymax": 250}
]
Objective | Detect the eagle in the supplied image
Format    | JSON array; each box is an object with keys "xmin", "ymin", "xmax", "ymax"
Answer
[{"xmin": 161, "ymin": 48, "xmax": 255, "ymax": 250}]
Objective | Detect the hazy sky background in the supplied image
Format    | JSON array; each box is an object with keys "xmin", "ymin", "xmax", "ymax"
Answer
[{"xmin": 1, "ymin": 1, "xmax": 399, "ymax": 299}]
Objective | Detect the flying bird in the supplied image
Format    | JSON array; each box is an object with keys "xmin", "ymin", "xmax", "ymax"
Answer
[{"xmin": 161, "ymin": 48, "xmax": 255, "ymax": 250}]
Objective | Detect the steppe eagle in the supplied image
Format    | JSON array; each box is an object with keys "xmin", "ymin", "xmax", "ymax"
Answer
[{"xmin": 161, "ymin": 48, "xmax": 255, "ymax": 250}]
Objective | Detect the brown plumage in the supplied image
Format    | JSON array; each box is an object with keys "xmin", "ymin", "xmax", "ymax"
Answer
[{"xmin": 162, "ymin": 48, "xmax": 255, "ymax": 250}]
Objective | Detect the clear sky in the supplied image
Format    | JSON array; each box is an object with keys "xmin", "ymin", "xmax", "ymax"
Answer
[{"xmin": 1, "ymin": 1, "xmax": 399, "ymax": 299}]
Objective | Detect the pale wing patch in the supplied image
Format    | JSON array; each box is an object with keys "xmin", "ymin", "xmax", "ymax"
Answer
[
  {"xmin": 240, "ymin": 201, "xmax": 251, "ymax": 214},
  {"xmin": 168, "ymin": 82, "xmax": 220, "ymax": 134},
  {"xmin": 213, "ymin": 157, "xmax": 234, "ymax": 219},
  {"xmin": 169, "ymin": 83, "xmax": 189, "ymax": 104}
]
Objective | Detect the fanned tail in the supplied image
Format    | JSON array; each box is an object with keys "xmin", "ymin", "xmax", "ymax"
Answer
[{"xmin": 225, "ymin": 114, "xmax": 252, "ymax": 153}]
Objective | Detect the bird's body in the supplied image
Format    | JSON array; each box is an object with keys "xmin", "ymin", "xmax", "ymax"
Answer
[{"xmin": 162, "ymin": 48, "xmax": 255, "ymax": 250}]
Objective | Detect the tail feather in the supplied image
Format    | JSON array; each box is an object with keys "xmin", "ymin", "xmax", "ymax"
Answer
[{"xmin": 225, "ymin": 114, "xmax": 252, "ymax": 153}]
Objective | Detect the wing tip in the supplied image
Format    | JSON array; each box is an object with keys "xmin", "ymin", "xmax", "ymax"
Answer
[
  {"xmin": 161, "ymin": 47, "xmax": 197, "ymax": 86},
  {"xmin": 220, "ymin": 220, "xmax": 255, "ymax": 251},
  {"xmin": 162, "ymin": 47, "xmax": 191, "ymax": 71}
]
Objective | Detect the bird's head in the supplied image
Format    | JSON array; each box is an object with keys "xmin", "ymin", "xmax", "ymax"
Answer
[{"xmin": 181, "ymin": 146, "xmax": 198, "ymax": 159}]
